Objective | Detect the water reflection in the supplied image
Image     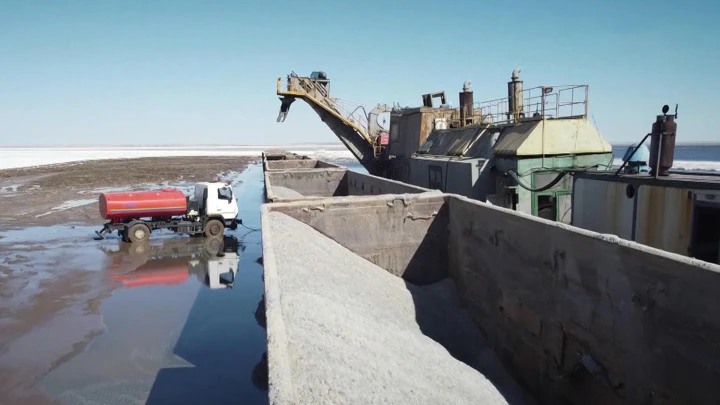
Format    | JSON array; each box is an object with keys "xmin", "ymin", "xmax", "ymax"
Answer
[{"xmin": 103, "ymin": 236, "xmax": 245, "ymax": 290}]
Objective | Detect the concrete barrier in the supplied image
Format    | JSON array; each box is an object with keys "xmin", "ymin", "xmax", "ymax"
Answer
[
  {"xmin": 261, "ymin": 192, "xmax": 720, "ymax": 405},
  {"xmin": 264, "ymin": 166, "xmax": 436, "ymax": 203},
  {"xmin": 265, "ymin": 159, "xmax": 343, "ymax": 171}
]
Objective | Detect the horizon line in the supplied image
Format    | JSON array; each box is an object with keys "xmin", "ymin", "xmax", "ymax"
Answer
[{"xmin": 1, "ymin": 141, "xmax": 719, "ymax": 148}]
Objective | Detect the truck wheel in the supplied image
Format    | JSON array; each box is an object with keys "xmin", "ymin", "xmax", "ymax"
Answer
[
  {"xmin": 204, "ymin": 219, "xmax": 224, "ymax": 238},
  {"xmin": 127, "ymin": 223, "xmax": 150, "ymax": 243}
]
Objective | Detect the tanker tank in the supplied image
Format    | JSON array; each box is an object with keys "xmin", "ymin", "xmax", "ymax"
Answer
[{"xmin": 99, "ymin": 187, "xmax": 188, "ymax": 220}]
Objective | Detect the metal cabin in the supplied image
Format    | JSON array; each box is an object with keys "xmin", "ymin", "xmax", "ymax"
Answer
[
  {"xmin": 275, "ymin": 68, "xmax": 614, "ymax": 222},
  {"xmin": 386, "ymin": 69, "xmax": 613, "ymax": 223},
  {"xmin": 572, "ymin": 106, "xmax": 720, "ymax": 265},
  {"xmin": 572, "ymin": 172, "xmax": 720, "ymax": 264}
]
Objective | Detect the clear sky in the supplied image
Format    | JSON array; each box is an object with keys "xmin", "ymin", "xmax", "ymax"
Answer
[{"xmin": 1, "ymin": 0, "xmax": 718, "ymax": 146}]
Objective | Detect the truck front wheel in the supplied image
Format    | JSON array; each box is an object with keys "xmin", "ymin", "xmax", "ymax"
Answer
[
  {"xmin": 204, "ymin": 219, "xmax": 224, "ymax": 238},
  {"xmin": 127, "ymin": 223, "xmax": 150, "ymax": 243}
]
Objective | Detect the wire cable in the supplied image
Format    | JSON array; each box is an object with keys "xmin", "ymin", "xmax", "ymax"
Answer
[{"xmin": 239, "ymin": 223, "xmax": 260, "ymax": 232}]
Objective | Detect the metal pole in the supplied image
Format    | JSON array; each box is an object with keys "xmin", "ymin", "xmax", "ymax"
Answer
[
  {"xmin": 654, "ymin": 132, "xmax": 663, "ymax": 179},
  {"xmin": 614, "ymin": 133, "xmax": 652, "ymax": 176}
]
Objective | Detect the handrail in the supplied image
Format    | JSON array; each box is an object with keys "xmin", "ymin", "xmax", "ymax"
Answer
[
  {"xmin": 276, "ymin": 76, "xmax": 374, "ymax": 145},
  {"xmin": 614, "ymin": 133, "xmax": 651, "ymax": 175},
  {"xmin": 473, "ymin": 84, "xmax": 588, "ymax": 125}
]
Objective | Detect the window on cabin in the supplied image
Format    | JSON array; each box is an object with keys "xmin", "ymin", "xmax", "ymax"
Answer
[
  {"xmin": 428, "ymin": 165, "xmax": 443, "ymax": 191},
  {"xmin": 537, "ymin": 195, "xmax": 556, "ymax": 220}
]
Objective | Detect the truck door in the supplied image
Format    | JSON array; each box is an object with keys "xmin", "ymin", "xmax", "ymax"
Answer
[{"xmin": 216, "ymin": 186, "xmax": 234, "ymax": 216}]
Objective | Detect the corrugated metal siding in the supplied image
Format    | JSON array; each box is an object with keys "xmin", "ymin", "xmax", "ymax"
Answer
[
  {"xmin": 492, "ymin": 121, "xmax": 539, "ymax": 156},
  {"xmin": 572, "ymin": 178, "xmax": 634, "ymax": 240},
  {"xmin": 416, "ymin": 127, "xmax": 482, "ymax": 156},
  {"xmin": 635, "ymin": 185, "xmax": 693, "ymax": 256}
]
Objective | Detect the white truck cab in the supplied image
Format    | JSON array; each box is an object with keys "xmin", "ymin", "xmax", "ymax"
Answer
[
  {"xmin": 189, "ymin": 252, "xmax": 239, "ymax": 289},
  {"xmin": 189, "ymin": 182, "xmax": 239, "ymax": 220}
]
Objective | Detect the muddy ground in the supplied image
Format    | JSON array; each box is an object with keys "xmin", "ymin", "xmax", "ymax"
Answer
[
  {"xmin": 0, "ymin": 156, "xmax": 264, "ymax": 405},
  {"xmin": 0, "ymin": 156, "xmax": 256, "ymax": 230}
]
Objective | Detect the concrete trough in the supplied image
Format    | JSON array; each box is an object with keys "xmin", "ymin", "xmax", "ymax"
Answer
[
  {"xmin": 264, "ymin": 167, "xmax": 436, "ymax": 203},
  {"xmin": 261, "ymin": 192, "xmax": 720, "ymax": 405},
  {"xmin": 264, "ymin": 159, "xmax": 344, "ymax": 172}
]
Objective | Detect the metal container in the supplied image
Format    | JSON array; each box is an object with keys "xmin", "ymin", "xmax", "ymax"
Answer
[
  {"xmin": 648, "ymin": 115, "xmax": 677, "ymax": 176},
  {"xmin": 99, "ymin": 187, "xmax": 188, "ymax": 220}
]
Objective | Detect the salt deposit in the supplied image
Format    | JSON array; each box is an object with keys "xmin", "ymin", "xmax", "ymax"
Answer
[{"xmin": 264, "ymin": 211, "xmax": 531, "ymax": 405}]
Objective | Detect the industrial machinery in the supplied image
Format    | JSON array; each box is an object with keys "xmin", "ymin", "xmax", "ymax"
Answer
[
  {"xmin": 276, "ymin": 71, "xmax": 393, "ymax": 174},
  {"xmin": 275, "ymin": 68, "xmax": 614, "ymax": 222},
  {"xmin": 95, "ymin": 182, "xmax": 241, "ymax": 243},
  {"xmin": 107, "ymin": 235, "xmax": 241, "ymax": 289}
]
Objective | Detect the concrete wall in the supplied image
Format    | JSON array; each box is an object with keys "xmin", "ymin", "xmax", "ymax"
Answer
[
  {"xmin": 265, "ymin": 194, "xmax": 449, "ymax": 286},
  {"xmin": 262, "ymin": 190, "xmax": 720, "ymax": 404},
  {"xmin": 264, "ymin": 169, "xmax": 348, "ymax": 202},
  {"xmin": 346, "ymin": 170, "xmax": 433, "ymax": 196},
  {"xmin": 448, "ymin": 195, "xmax": 720, "ymax": 404},
  {"xmin": 265, "ymin": 159, "xmax": 342, "ymax": 171},
  {"xmin": 265, "ymin": 162, "xmax": 435, "ymax": 203}
]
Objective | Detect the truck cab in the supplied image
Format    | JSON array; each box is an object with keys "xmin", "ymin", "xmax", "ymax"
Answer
[{"xmin": 190, "ymin": 182, "xmax": 239, "ymax": 221}]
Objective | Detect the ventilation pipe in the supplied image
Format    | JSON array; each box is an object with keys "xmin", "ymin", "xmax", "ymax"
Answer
[
  {"xmin": 507, "ymin": 68, "xmax": 524, "ymax": 122},
  {"xmin": 459, "ymin": 80, "xmax": 474, "ymax": 127}
]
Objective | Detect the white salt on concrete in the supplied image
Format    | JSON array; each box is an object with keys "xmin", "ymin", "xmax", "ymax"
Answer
[{"xmin": 263, "ymin": 211, "xmax": 532, "ymax": 405}]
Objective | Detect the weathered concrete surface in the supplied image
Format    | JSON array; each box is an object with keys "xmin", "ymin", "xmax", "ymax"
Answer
[
  {"xmin": 346, "ymin": 170, "xmax": 432, "ymax": 195},
  {"xmin": 264, "ymin": 169, "xmax": 347, "ymax": 202},
  {"xmin": 264, "ymin": 168, "xmax": 435, "ymax": 203},
  {"xmin": 261, "ymin": 155, "xmax": 720, "ymax": 404},
  {"xmin": 265, "ymin": 159, "xmax": 342, "ymax": 171},
  {"xmin": 270, "ymin": 186, "xmax": 308, "ymax": 199},
  {"xmin": 447, "ymin": 195, "xmax": 720, "ymax": 405},
  {"xmin": 266, "ymin": 194, "xmax": 447, "ymax": 285},
  {"xmin": 261, "ymin": 210, "xmax": 531, "ymax": 405}
]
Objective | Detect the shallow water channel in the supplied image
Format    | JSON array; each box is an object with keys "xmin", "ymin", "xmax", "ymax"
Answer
[{"xmin": 0, "ymin": 163, "xmax": 268, "ymax": 405}]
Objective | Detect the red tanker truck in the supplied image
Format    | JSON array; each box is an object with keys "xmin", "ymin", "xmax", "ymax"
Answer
[{"xmin": 94, "ymin": 181, "xmax": 242, "ymax": 243}]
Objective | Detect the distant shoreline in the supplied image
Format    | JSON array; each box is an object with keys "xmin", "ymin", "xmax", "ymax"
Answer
[
  {"xmin": 1, "ymin": 142, "xmax": 717, "ymax": 148},
  {"xmin": 612, "ymin": 142, "xmax": 720, "ymax": 147},
  {"xmin": 0, "ymin": 143, "xmax": 349, "ymax": 149}
]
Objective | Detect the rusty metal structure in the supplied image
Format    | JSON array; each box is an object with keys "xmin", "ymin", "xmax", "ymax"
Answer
[
  {"xmin": 574, "ymin": 106, "xmax": 720, "ymax": 264},
  {"xmin": 276, "ymin": 68, "xmax": 613, "ymax": 222}
]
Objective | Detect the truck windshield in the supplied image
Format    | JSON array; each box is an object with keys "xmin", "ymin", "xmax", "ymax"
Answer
[{"xmin": 218, "ymin": 187, "xmax": 233, "ymax": 200}]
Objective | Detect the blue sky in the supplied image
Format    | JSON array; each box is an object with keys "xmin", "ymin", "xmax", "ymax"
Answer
[{"xmin": 0, "ymin": 0, "xmax": 718, "ymax": 146}]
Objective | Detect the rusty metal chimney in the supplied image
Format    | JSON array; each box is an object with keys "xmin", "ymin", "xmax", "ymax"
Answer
[
  {"xmin": 459, "ymin": 80, "xmax": 474, "ymax": 127},
  {"xmin": 648, "ymin": 104, "xmax": 678, "ymax": 177},
  {"xmin": 507, "ymin": 68, "xmax": 524, "ymax": 122}
]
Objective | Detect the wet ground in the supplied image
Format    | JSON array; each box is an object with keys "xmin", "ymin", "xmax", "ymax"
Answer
[
  {"xmin": 0, "ymin": 163, "xmax": 268, "ymax": 405},
  {"xmin": 0, "ymin": 156, "xmax": 253, "ymax": 228}
]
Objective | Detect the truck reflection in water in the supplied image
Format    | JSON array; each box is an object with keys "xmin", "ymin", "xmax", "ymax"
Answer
[
  {"xmin": 104, "ymin": 235, "xmax": 243, "ymax": 290},
  {"xmin": 99, "ymin": 235, "xmax": 269, "ymax": 404}
]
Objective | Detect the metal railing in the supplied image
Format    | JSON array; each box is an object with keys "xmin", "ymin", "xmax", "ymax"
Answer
[
  {"xmin": 278, "ymin": 74, "xmax": 371, "ymax": 135},
  {"xmin": 276, "ymin": 74, "xmax": 374, "ymax": 145},
  {"xmin": 473, "ymin": 84, "xmax": 588, "ymax": 125}
]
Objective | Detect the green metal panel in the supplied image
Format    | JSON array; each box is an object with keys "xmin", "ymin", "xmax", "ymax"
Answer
[{"xmin": 516, "ymin": 152, "xmax": 613, "ymax": 219}]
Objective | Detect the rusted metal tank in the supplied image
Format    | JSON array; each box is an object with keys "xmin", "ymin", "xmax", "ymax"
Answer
[
  {"xmin": 99, "ymin": 187, "xmax": 188, "ymax": 220},
  {"xmin": 459, "ymin": 81, "xmax": 474, "ymax": 127},
  {"xmin": 648, "ymin": 110, "xmax": 677, "ymax": 177}
]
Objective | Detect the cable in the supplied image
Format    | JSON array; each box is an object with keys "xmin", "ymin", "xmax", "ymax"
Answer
[
  {"xmin": 239, "ymin": 223, "xmax": 260, "ymax": 232},
  {"xmin": 507, "ymin": 169, "xmax": 568, "ymax": 192}
]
